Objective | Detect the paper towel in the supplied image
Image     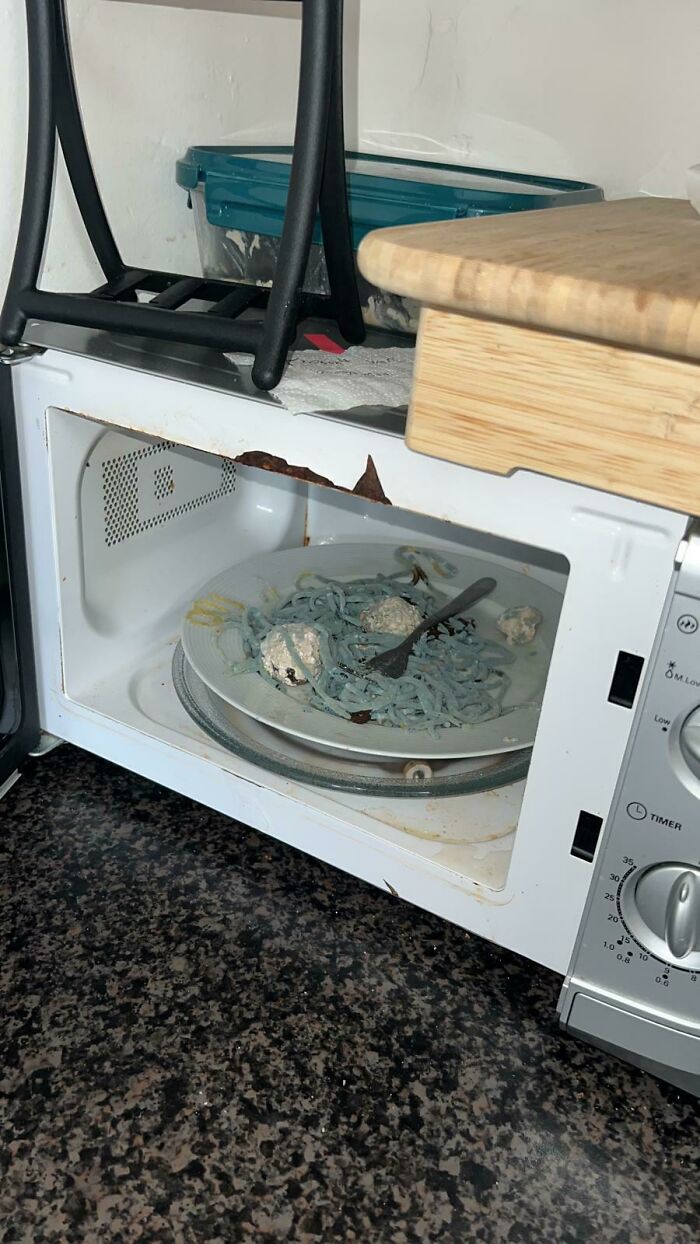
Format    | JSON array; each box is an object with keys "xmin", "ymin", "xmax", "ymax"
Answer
[{"xmin": 228, "ymin": 346, "xmax": 414, "ymax": 415}]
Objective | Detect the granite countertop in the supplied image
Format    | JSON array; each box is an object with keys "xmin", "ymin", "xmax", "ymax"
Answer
[{"xmin": 1, "ymin": 746, "xmax": 698, "ymax": 1242}]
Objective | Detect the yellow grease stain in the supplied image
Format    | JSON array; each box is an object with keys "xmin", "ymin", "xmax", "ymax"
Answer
[{"xmin": 186, "ymin": 594, "xmax": 243, "ymax": 627}]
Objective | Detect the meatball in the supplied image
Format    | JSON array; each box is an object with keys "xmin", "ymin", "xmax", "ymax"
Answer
[
  {"xmin": 260, "ymin": 623, "xmax": 323, "ymax": 686},
  {"xmin": 497, "ymin": 605, "xmax": 543, "ymax": 646},
  {"xmin": 360, "ymin": 596, "xmax": 423, "ymax": 637}
]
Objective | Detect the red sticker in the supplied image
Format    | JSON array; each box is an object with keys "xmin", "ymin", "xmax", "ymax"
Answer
[{"xmin": 304, "ymin": 333, "xmax": 346, "ymax": 354}]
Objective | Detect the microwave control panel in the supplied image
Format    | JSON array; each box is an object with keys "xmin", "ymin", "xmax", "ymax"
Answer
[{"xmin": 559, "ymin": 532, "xmax": 700, "ymax": 1096}]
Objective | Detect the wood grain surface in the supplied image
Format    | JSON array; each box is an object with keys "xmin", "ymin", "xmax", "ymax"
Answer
[
  {"xmin": 407, "ymin": 308, "xmax": 700, "ymax": 515},
  {"xmin": 359, "ymin": 198, "xmax": 700, "ymax": 361}
]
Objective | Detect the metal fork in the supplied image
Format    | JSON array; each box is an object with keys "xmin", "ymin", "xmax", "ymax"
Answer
[{"xmin": 365, "ymin": 576, "xmax": 497, "ymax": 680}]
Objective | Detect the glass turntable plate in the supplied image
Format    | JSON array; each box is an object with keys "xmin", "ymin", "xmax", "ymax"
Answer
[{"xmin": 173, "ymin": 644, "xmax": 531, "ymax": 799}]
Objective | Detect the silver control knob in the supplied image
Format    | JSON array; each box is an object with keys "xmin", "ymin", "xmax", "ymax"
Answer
[
  {"xmin": 666, "ymin": 871, "xmax": 700, "ymax": 958},
  {"xmin": 621, "ymin": 863, "xmax": 700, "ymax": 970},
  {"xmin": 679, "ymin": 706, "xmax": 700, "ymax": 780}
]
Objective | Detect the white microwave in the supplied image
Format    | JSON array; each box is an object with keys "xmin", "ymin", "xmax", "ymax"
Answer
[{"xmin": 2, "ymin": 325, "xmax": 698, "ymax": 1096}]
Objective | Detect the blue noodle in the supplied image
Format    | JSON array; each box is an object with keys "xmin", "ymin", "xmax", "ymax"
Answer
[{"xmin": 223, "ymin": 553, "xmax": 514, "ymax": 736}]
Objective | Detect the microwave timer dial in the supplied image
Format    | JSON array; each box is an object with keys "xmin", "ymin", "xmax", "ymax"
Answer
[{"xmin": 620, "ymin": 863, "xmax": 700, "ymax": 970}]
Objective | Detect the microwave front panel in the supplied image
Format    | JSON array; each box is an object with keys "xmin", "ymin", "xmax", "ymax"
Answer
[{"xmin": 561, "ymin": 533, "xmax": 700, "ymax": 1094}]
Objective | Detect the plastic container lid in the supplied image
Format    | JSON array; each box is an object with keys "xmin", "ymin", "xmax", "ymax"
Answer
[{"xmin": 176, "ymin": 146, "xmax": 603, "ymax": 249}]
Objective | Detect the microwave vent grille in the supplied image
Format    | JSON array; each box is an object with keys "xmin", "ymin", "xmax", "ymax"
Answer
[{"xmin": 100, "ymin": 440, "xmax": 236, "ymax": 547}]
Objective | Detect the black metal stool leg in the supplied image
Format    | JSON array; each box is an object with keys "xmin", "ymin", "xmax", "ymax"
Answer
[
  {"xmin": 0, "ymin": 0, "xmax": 57, "ymax": 346},
  {"xmin": 318, "ymin": 0, "xmax": 365, "ymax": 346},
  {"xmin": 252, "ymin": 0, "xmax": 335, "ymax": 390},
  {"xmin": 2, "ymin": 0, "xmax": 369, "ymax": 388},
  {"xmin": 54, "ymin": 0, "xmax": 124, "ymax": 282}
]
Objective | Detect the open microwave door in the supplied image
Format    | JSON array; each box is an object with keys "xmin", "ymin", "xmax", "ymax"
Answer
[{"xmin": 0, "ymin": 365, "xmax": 39, "ymax": 797}]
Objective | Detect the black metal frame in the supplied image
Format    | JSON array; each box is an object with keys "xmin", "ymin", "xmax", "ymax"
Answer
[{"xmin": 0, "ymin": 0, "xmax": 365, "ymax": 390}]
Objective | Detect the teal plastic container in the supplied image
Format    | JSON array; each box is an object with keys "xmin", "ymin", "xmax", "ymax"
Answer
[{"xmin": 176, "ymin": 146, "xmax": 602, "ymax": 331}]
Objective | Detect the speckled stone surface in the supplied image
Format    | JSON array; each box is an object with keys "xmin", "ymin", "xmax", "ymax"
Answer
[{"xmin": 1, "ymin": 745, "xmax": 699, "ymax": 1243}]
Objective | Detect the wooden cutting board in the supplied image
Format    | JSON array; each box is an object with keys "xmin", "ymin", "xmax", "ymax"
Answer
[
  {"xmin": 358, "ymin": 197, "xmax": 700, "ymax": 514},
  {"xmin": 358, "ymin": 197, "xmax": 700, "ymax": 360}
]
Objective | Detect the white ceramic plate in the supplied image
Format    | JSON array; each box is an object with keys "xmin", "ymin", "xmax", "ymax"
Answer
[{"xmin": 181, "ymin": 543, "xmax": 563, "ymax": 759}]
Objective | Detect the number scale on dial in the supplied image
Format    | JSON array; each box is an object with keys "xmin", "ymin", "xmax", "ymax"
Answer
[{"xmin": 587, "ymin": 855, "xmax": 700, "ymax": 1020}]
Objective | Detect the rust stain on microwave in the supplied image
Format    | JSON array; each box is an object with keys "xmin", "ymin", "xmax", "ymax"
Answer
[{"xmin": 234, "ymin": 451, "xmax": 392, "ymax": 505}]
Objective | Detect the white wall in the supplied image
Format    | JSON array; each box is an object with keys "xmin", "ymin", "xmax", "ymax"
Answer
[{"xmin": 2, "ymin": 0, "xmax": 700, "ymax": 303}]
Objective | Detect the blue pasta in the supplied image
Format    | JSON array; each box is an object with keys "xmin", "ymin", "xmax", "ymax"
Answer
[{"xmin": 223, "ymin": 554, "xmax": 513, "ymax": 735}]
